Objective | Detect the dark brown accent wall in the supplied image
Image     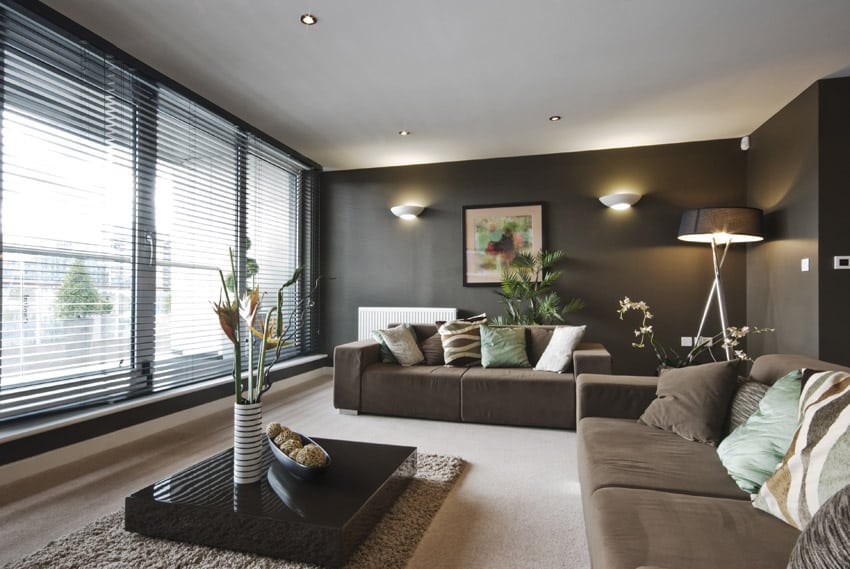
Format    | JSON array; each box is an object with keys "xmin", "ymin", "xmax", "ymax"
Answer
[
  {"xmin": 747, "ymin": 77, "xmax": 850, "ymax": 367},
  {"xmin": 746, "ymin": 83, "xmax": 820, "ymax": 357},
  {"xmin": 321, "ymin": 140, "xmax": 749, "ymax": 375},
  {"xmin": 817, "ymin": 78, "xmax": 850, "ymax": 364}
]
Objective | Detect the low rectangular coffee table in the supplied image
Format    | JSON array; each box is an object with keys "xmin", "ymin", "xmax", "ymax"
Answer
[{"xmin": 125, "ymin": 437, "xmax": 417, "ymax": 567}]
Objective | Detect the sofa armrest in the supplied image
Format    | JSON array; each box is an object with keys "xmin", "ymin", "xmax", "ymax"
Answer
[
  {"xmin": 576, "ymin": 373, "xmax": 658, "ymax": 422},
  {"xmin": 573, "ymin": 343, "xmax": 612, "ymax": 376},
  {"xmin": 333, "ymin": 340, "xmax": 381, "ymax": 411}
]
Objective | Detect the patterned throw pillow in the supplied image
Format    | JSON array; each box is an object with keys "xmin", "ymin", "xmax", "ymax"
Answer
[
  {"xmin": 372, "ymin": 323, "xmax": 415, "ymax": 364},
  {"xmin": 753, "ymin": 370, "xmax": 850, "ymax": 529},
  {"xmin": 437, "ymin": 315, "xmax": 487, "ymax": 367},
  {"xmin": 724, "ymin": 380, "xmax": 771, "ymax": 435},
  {"xmin": 374, "ymin": 325, "xmax": 424, "ymax": 367},
  {"xmin": 788, "ymin": 483, "xmax": 850, "ymax": 569}
]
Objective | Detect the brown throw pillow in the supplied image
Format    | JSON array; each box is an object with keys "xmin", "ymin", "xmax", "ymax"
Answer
[
  {"xmin": 639, "ymin": 360, "xmax": 740, "ymax": 446},
  {"xmin": 419, "ymin": 332, "xmax": 445, "ymax": 366}
]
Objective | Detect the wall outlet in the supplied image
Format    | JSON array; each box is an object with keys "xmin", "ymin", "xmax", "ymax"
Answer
[
  {"xmin": 696, "ymin": 336, "xmax": 713, "ymax": 347},
  {"xmin": 680, "ymin": 336, "xmax": 693, "ymax": 347}
]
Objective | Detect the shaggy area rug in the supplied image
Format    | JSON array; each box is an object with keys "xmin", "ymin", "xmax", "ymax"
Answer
[{"xmin": 3, "ymin": 454, "xmax": 465, "ymax": 569}]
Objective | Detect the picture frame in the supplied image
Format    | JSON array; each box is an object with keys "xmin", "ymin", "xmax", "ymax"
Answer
[{"xmin": 462, "ymin": 202, "xmax": 544, "ymax": 287}]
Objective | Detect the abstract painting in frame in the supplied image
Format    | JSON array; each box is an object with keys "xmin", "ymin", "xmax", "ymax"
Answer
[{"xmin": 463, "ymin": 202, "xmax": 544, "ymax": 286}]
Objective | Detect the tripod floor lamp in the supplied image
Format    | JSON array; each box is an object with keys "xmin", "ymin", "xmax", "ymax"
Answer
[{"xmin": 677, "ymin": 207, "xmax": 764, "ymax": 359}]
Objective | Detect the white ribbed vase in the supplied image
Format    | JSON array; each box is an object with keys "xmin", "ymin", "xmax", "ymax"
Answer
[{"xmin": 233, "ymin": 402, "xmax": 264, "ymax": 484}]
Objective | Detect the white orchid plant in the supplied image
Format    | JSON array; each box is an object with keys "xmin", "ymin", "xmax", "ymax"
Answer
[{"xmin": 617, "ymin": 297, "xmax": 773, "ymax": 369}]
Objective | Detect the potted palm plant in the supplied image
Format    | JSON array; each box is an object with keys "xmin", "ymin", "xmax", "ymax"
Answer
[{"xmin": 493, "ymin": 249, "xmax": 584, "ymax": 325}]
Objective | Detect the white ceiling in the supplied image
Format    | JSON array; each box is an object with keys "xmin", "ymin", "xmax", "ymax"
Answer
[{"xmin": 41, "ymin": 0, "xmax": 850, "ymax": 171}]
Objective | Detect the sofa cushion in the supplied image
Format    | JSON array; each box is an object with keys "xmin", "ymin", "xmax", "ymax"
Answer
[
  {"xmin": 525, "ymin": 326, "xmax": 554, "ymax": 365},
  {"xmin": 374, "ymin": 325, "xmax": 424, "ymax": 366},
  {"xmin": 639, "ymin": 360, "xmax": 739, "ymax": 446},
  {"xmin": 480, "ymin": 325, "xmax": 530, "ymax": 368},
  {"xmin": 438, "ymin": 315, "xmax": 487, "ymax": 367},
  {"xmin": 418, "ymin": 331, "xmax": 445, "ymax": 366},
  {"xmin": 588, "ymin": 487, "xmax": 800, "ymax": 569},
  {"xmin": 460, "ymin": 367, "xmax": 575, "ymax": 429},
  {"xmin": 578, "ymin": 417, "xmax": 747, "ymax": 500},
  {"xmin": 361, "ymin": 363, "xmax": 464, "ymax": 421},
  {"xmin": 534, "ymin": 324, "xmax": 586, "ymax": 373},
  {"xmin": 788, "ymin": 483, "xmax": 850, "ymax": 569},
  {"xmin": 754, "ymin": 370, "xmax": 850, "ymax": 529},
  {"xmin": 717, "ymin": 369, "xmax": 802, "ymax": 494},
  {"xmin": 725, "ymin": 379, "xmax": 770, "ymax": 435}
]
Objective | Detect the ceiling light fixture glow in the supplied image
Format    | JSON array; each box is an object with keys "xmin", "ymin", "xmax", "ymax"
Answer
[
  {"xmin": 300, "ymin": 13, "xmax": 317, "ymax": 25},
  {"xmin": 398, "ymin": 130, "xmax": 412, "ymax": 136},
  {"xmin": 548, "ymin": 115, "xmax": 561, "ymax": 122}
]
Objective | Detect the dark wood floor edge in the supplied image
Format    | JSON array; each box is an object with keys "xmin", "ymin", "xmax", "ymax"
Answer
[{"xmin": 0, "ymin": 357, "xmax": 330, "ymax": 466}]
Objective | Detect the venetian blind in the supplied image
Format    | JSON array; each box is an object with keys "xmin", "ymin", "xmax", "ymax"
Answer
[{"xmin": 0, "ymin": 1, "xmax": 320, "ymax": 422}]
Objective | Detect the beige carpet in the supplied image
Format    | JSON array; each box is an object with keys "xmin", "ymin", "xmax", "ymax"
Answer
[
  {"xmin": 2, "ymin": 454, "xmax": 464, "ymax": 569},
  {"xmin": 0, "ymin": 372, "xmax": 590, "ymax": 569}
]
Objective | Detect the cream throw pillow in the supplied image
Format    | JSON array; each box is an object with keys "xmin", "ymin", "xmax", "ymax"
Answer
[
  {"xmin": 375, "ymin": 326, "xmax": 424, "ymax": 366},
  {"xmin": 534, "ymin": 325, "xmax": 586, "ymax": 373}
]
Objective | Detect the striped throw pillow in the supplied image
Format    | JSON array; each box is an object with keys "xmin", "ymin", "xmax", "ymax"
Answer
[
  {"xmin": 438, "ymin": 316, "xmax": 487, "ymax": 367},
  {"xmin": 753, "ymin": 370, "xmax": 850, "ymax": 529},
  {"xmin": 788, "ymin": 483, "xmax": 850, "ymax": 568}
]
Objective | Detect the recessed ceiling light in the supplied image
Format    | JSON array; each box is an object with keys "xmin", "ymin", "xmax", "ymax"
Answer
[
  {"xmin": 548, "ymin": 115, "xmax": 562, "ymax": 122},
  {"xmin": 300, "ymin": 13, "xmax": 317, "ymax": 25},
  {"xmin": 398, "ymin": 130, "xmax": 412, "ymax": 136}
]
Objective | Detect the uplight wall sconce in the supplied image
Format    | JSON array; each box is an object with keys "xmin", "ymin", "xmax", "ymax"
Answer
[
  {"xmin": 599, "ymin": 192, "xmax": 641, "ymax": 210},
  {"xmin": 390, "ymin": 204, "xmax": 424, "ymax": 220},
  {"xmin": 678, "ymin": 206, "xmax": 764, "ymax": 359}
]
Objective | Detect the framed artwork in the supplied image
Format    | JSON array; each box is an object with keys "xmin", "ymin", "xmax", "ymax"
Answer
[{"xmin": 463, "ymin": 202, "xmax": 544, "ymax": 286}]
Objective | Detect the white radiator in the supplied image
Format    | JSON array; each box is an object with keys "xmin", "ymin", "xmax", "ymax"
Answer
[{"xmin": 358, "ymin": 307, "xmax": 457, "ymax": 340}]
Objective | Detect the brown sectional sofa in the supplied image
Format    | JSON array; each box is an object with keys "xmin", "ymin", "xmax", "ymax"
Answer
[
  {"xmin": 576, "ymin": 353, "xmax": 850, "ymax": 569},
  {"xmin": 333, "ymin": 323, "xmax": 611, "ymax": 429}
]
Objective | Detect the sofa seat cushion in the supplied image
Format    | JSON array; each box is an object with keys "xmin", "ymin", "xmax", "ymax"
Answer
[
  {"xmin": 460, "ymin": 367, "xmax": 575, "ymax": 428},
  {"xmin": 589, "ymin": 487, "xmax": 800, "ymax": 569},
  {"xmin": 361, "ymin": 364, "xmax": 464, "ymax": 421},
  {"xmin": 578, "ymin": 417, "xmax": 747, "ymax": 500}
]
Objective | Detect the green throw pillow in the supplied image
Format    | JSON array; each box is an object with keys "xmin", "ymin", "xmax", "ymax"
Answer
[
  {"xmin": 717, "ymin": 369, "xmax": 803, "ymax": 494},
  {"xmin": 480, "ymin": 325, "xmax": 530, "ymax": 368}
]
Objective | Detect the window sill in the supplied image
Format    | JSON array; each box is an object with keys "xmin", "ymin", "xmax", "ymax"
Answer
[{"xmin": 0, "ymin": 354, "xmax": 329, "ymax": 466}]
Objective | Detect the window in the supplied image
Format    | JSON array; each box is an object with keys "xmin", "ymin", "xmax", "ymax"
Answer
[{"xmin": 0, "ymin": 2, "xmax": 320, "ymax": 422}]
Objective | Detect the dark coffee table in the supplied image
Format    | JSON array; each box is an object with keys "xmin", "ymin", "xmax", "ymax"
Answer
[{"xmin": 125, "ymin": 437, "xmax": 417, "ymax": 567}]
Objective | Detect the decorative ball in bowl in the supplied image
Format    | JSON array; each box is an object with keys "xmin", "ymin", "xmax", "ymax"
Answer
[{"xmin": 266, "ymin": 422, "xmax": 330, "ymax": 481}]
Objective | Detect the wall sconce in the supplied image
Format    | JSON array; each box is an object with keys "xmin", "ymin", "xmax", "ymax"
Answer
[
  {"xmin": 599, "ymin": 193, "xmax": 641, "ymax": 210},
  {"xmin": 390, "ymin": 204, "xmax": 424, "ymax": 220}
]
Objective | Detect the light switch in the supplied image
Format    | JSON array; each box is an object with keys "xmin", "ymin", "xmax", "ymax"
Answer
[
  {"xmin": 835, "ymin": 256, "xmax": 850, "ymax": 270},
  {"xmin": 801, "ymin": 258, "xmax": 810, "ymax": 272}
]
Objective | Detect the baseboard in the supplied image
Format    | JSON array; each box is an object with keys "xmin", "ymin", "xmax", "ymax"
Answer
[{"xmin": 0, "ymin": 366, "xmax": 333, "ymax": 488}]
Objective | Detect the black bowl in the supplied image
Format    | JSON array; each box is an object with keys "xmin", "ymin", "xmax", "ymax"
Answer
[{"xmin": 268, "ymin": 432, "xmax": 331, "ymax": 481}]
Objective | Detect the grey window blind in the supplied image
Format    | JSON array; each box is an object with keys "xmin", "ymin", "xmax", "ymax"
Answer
[{"xmin": 0, "ymin": 1, "xmax": 319, "ymax": 422}]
